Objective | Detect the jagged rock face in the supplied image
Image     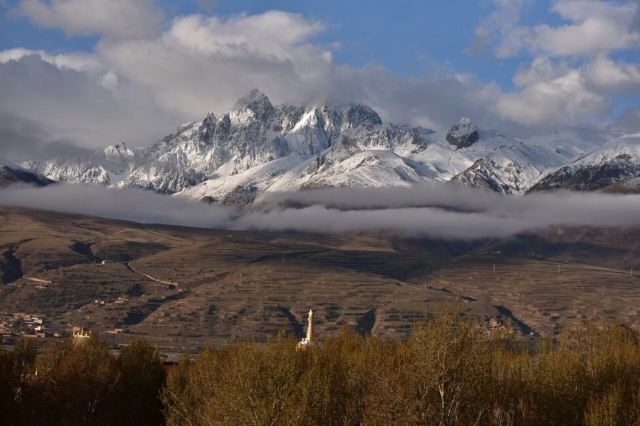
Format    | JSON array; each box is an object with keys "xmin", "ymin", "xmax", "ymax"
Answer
[
  {"xmin": 21, "ymin": 142, "xmax": 137, "ymax": 186},
  {"xmin": 99, "ymin": 143, "xmax": 137, "ymax": 175},
  {"xmin": 103, "ymin": 143, "xmax": 134, "ymax": 163},
  {"xmin": 446, "ymin": 117, "xmax": 479, "ymax": 149},
  {"xmin": 231, "ymin": 88, "xmax": 276, "ymax": 124},
  {"xmin": 451, "ymin": 158, "xmax": 538, "ymax": 194},
  {"xmin": 0, "ymin": 164, "xmax": 52, "ymax": 187},
  {"xmin": 22, "ymin": 89, "xmax": 436, "ymax": 195},
  {"xmin": 114, "ymin": 93, "xmax": 392, "ymax": 193},
  {"xmin": 22, "ymin": 158, "xmax": 111, "ymax": 185},
  {"xmin": 220, "ymin": 183, "xmax": 258, "ymax": 209}
]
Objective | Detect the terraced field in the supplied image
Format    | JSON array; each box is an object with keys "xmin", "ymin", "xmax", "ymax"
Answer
[{"xmin": 1, "ymin": 207, "xmax": 639, "ymax": 350}]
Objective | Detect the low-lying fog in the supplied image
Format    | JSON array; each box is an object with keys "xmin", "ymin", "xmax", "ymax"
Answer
[{"xmin": 2, "ymin": 183, "xmax": 640, "ymax": 239}]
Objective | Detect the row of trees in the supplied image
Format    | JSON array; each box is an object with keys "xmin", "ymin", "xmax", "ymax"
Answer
[
  {"xmin": 164, "ymin": 319, "xmax": 640, "ymax": 425},
  {"xmin": 2, "ymin": 316, "xmax": 640, "ymax": 425},
  {"xmin": 0, "ymin": 336, "xmax": 164, "ymax": 425}
]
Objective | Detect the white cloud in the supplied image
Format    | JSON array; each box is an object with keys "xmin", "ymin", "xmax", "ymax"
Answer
[
  {"xmin": 167, "ymin": 12, "xmax": 325, "ymax": 59},
  {"xmin": 0, "ymin": 52, "xmax": 181, "ymax": 149},
  {"xmin": 2, "ymin": 6, "xmax": 637, "ymax": 157},
  {"xmin": 584, "ymin": 55, "xmax": 640, "ymax": 95},
  {"xmin": 0, "ymin": 184, "xmax": 233, "ymax": 228},
  {"xmin": 0, "ymin": 47, "xmax": 100, "ymax": 72},
  {"xmin": 1, "ymin": 10, "xmax": 505, "ymax": 155},
  {"xmin": 325, "ymin": 66, "xmax": 504, "ymax": 130},
  {"xmin": 611, "ymin": 107, "xmax": 640, "ymax": 134},
  {"xmin": 99, "ymin": 11, "xmax": 334, "ymax": 117},
  {"xmin": 5, "ymin": 184, "xmax": 640, "ymax": 240},
  {"xmin": 474, "ymin": 0, "xmax": 640, "ymax": 127},
  {"xmin": 496, "ymin": 57, "xmax": 608, "ymax": 127},
  {"xmin": 472, "ymin": 0, "xmax": 533, "ymax": 59},
  {"xmin": 478, "ymin": 0, "xmax": 640, "ymax": 58},
  {"xmin": 494, "ymin": 53, "xmax": 640, "ymax": 127},
  {"xmin": 532, "ymin": 0, "xmax": 640, "ymax": 56},
  {"xmin": 18, "ymin": 0, "xmax": 165, "ymax": 40},
  {"xmin": 97, "ymin": 11, "xmax": 503, "ymax": 130}
]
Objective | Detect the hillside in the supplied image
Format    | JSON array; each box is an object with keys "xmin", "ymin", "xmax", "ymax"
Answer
[{"xmin": 2, "ymin": 207, "xmax": 640, "ymax": 348}]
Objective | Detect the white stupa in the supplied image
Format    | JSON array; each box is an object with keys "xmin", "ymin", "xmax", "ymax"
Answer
[{"xmin": 297, "ymin": 309, "xmax": 313, "ymax": 350}]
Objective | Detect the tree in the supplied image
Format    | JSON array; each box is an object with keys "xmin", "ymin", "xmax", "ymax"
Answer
[
  {"xmin": 39, "ymin": 334, "xmax": 119, "ymax": 425},
  {"xmin": 115, "ymin": 338, "xmax": 165, "ymax": 426}
]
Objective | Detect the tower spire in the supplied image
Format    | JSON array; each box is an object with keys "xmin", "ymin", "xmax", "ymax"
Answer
[
  {"xmin": 306, "ymin": 309, "xmax": 313, "ymax": 342},
  {"xmin": 297, "ymin": 309, "xmax": 314, "ymax": 350}
]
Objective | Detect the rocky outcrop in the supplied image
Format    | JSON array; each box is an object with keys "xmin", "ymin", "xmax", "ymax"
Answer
[
  {"xmin": 452, "ymin": 158, "xmax": 537, "ymax": 194},
  {"xmin": 446, "ymin": 117, "xmax": 479, "ymax": 149}
]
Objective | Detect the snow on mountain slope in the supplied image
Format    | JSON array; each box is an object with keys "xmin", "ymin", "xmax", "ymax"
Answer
[
  {"xmin": 273, "ymin": 150, "xmax": 430, "ymax": 192},
  {"xmin": 442, "ymin": 129, "xmax": 611, "ymax": 194},
  {"xmin": 531, "ymin": 135, "xmax": 640, "ymax": 193},
  {"xmin": 451, "ymin": 158, "xmax": 539, "ymax": 194},
  {"xmin": 177, "ymin": 155, "xmax": 306, "ymax": 205},
  {"xmin": 19, "ymin": 89, "xmax": 618, "ymax": 203},
  {"xmin": 22, "ymin": 142, "xmax": 141, "ymax": 186},
  {"xmin": 22, "ymin": 158, "xmax": 112, "ymax": 185}
]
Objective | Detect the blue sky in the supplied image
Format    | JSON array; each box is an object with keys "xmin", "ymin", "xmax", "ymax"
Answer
[
  {"xmin": 3, "ymin": 0, "xmax": 637, "ymax": 92},
  {"xmin": 0, "ymin": 0, "xmax": 639, "ymax": 149},
  {"xmin": 0, "ymin": 0, "xmax": 561, "ymax": 89}
]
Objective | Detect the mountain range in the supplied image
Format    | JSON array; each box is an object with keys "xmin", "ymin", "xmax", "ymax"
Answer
[{"xmin": 6, "ymin": 89, "xmax": 640, "ymax": 205}]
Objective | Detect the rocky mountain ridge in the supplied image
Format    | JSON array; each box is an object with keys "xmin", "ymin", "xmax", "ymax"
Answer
[{"xmin": 14, "ymin": 89, "xmax": 640, "ymax": 204}]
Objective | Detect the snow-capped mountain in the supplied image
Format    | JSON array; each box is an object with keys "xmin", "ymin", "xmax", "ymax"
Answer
[
  {"xmin": 531, "ymin": 135, "xmax": 640, "ymax": 193},
  {"xmin": 17, "ymin": 89, "xmax": 634, "ymax": 205}
]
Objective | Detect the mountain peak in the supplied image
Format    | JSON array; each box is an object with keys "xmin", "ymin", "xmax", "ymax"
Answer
[
  {"xmin": 446, "ymin": 117, "xmax": 479, "ymax": 149},
  {"xmin": 340, "ymin": 103, "xmax": 382, "ymax": 127},
  {"xmin": 237, "ymin": 88, "xmax": 269, "ymax": 102},
  {"xmin": 104, "ymin": 142, "xmax": 133, "ymax": 157},
  {"xmin": 231, "ymin": 89, "xmax": 274, "ymax": 123}
]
